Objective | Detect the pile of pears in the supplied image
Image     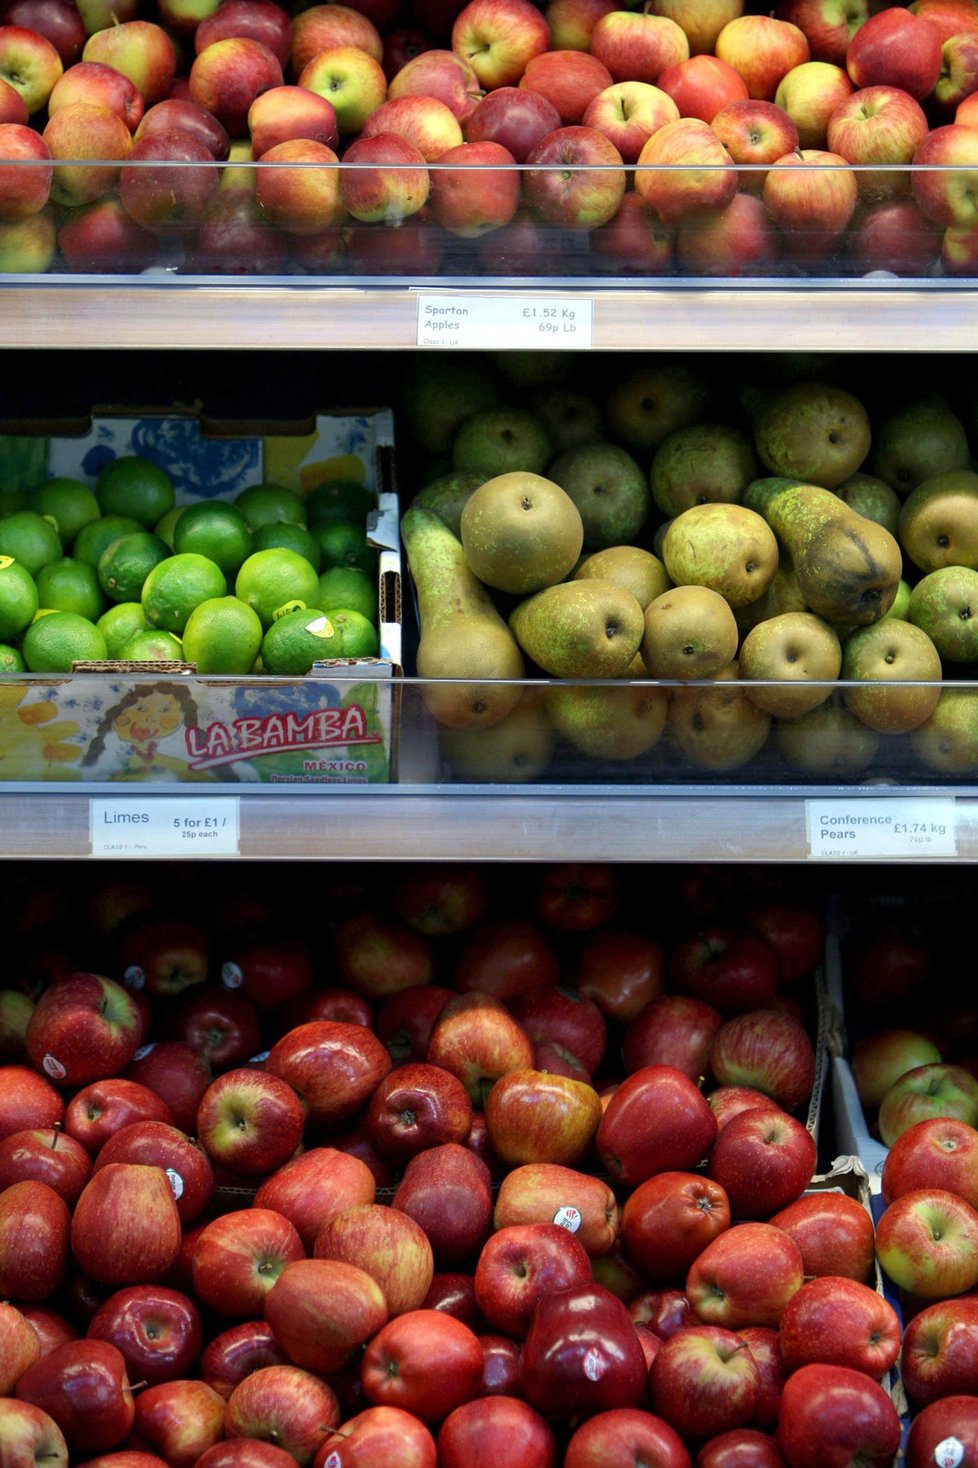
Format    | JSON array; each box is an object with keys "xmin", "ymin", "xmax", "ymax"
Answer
[{"xmin": 398, "ymin": 351, "xmax": 978, "ymax": 784}]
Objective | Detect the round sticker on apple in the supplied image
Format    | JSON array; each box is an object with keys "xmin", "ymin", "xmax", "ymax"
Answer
[
  {"xmin": 553, "ymin": 1205, "xmax": 582, "ymax": 1233},
  {"xmin": 321, "ymin": 1455, "xmax": 341, "ymax": 1468},
  {"xmin": 248, "ymin": 1051, "xmax": 270, "ymax": 1064},
  {"xmin": 935, "ymin": 1440, "xmax": 965, "ymax": 1468},
  {"xmin": 221, "ymin": 961, "xmax": 243, "ymax": 990},
  {"xmin": 133, "ymin": 1043, "xmax": 156, "ymax": 1061},
  {"xmin": 165, "ymin": 1168, "xmax": 184, "ymax": 1201},
  {"xmin": 123, "ymin": 964, "xmax": 146, "ymax": 990},
  {"xmin": 41, "ymin": 1054, "xmax": 67, "ymax": 1081}
]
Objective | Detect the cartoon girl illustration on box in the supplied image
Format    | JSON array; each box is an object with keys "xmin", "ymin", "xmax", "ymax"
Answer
[{"xmin": 82, "ymin": 684, "xmax": 224, "ymax": 783}]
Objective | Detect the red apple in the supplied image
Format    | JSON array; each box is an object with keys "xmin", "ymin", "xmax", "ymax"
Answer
[
  {"xmin": 882, "ymin": 1116, "xmax": 978, "ymax": 1209},
  {"xmin": 15, "ymin": 1340, "xmax": 134, "ymax": 1454},
  {"xmin": 523, "ymin": 122, "xmax": 626, "ymax": 228},
  {"xmin": 778, "ymin": 1274, "xmax": 901, "ymax": 1378},
  {"xmin": 253, "ymin": 1145, "xmax": 376, "ymax": 1251},
  {"xmin": 314, "ymin": 1202, "xmax": 433, "ymax": 1318},
  {"xmin": 623, "ymin": 995, "xmax": 724, "ymax": 1082},
  {"xmin": 25, "ymin": 974, "xmax": 141, "ymax": 1089},
  {"xmin": 427, "ymin": 137, "xmax": 520, "ymax": 236},
  {"xmin": 0, "ymin": 120, "xmax": 51, "ymax": 220},
  {"xmin": 246, "ymin": 83, "xmax": 339, "ymax": 159},
  {"xmin": 463, "ymin": 83, "xmax": 560, "ymax": 160},
  {"xmin": 876, "ymin": 1187, "xmax": 978, "ymax": 1298},
  {"xmin": 878, "ymin": 1061, "xmax": 978, "ymax": 1146},
  {"xmin": 485, "ymin": 1067, "xmax": 602, "ymax": 1167},
  {"xmin": 93, "ymin": 1120, "xmax": 213, "ymax": 1224},
  {"xmin": 453, "ymin": 917, "xmax": 559, "ymax": 1001},
  {"xmin": 631, "ymin": 1287, "xmax": 694, "ymax": 1338},
  {"xmin": 710, "ymin": 98, "xmax": 799, "ymax": 191},
  {"xmin": 522, "ymin": 1281, "xmax": 648, "ymax": 1419},
  {"xmin": 694, "ymin": 1428, "xmax": 786, "ymax": 1466},
  {"xmin": 670, "ymin": 926, "xmax": 780, "ymax": 1016},
  {"xmin": 706, "ymin": 1107, "xmax": 817, "ymax": 1219},
  {"xmin": 81, "ymin": 20, "xmax": 174, "ymax": 104},
  {"xmin": 195, "ymin": 1066, "xmax": 303, "ymax": 1178},
  {"xmin": 827, "ymin": 83, "xmax": 929, "ymax": 198},
  {"xmin": 387, "ymin": 48, "xmax": 483, "ymax": 123},
  {"xmin": 678, "ymin": 192, "xmax": 784, "ymax": 273},
  {"xmin": 113, "ymin": 915, "xmax": 210, "ymax": 999},
  {"xmin": 715, "ymin": 14, "xmax": 810, "ymax": 100},
  {"xmin": 170, "ymin": 986, "xmax": 261, "ymax": 1074},
  {"xmin": 290, "ymin": 2, "xmax": 383, "ymax": 72},
  {"xmin": 374, "ymin": 985, "xmax": 453, "ymax": 1066},
  {"xmin": 195, "ymin": 0, "xmax": 291, "ymax": 64},
  {"xmin": 635, "ymin": 115, "xmax": 738, "ymax": 225},
  {"xmin": 200, "ymin": 1320, "xmax": 289, "ymax": 1400},
  {"xmin": 564, "ymin": 1408, "xmax": 690, "ymax": 1468},
  {"xmin": 590, "ymin": 8, "xmax": 688, "ymax": 85},
  {"xmin": 18, "ymin": 1306, "xmax": 77, "ymax": 1360},
  {"xmin": 71, "ymin": 1163, "xmax": 181, "ymax": 1287},
  {"xmin": 436, "ymin": 1396, "xmax": 555, "ymax": 1468},
  {"xmin": 0, "ymin": 1400, "xmax": 68, "ymax": 1468},
  {"xmin": 64, "ymin": 1077, "xmax": 172, "ymax": 1154},
  {"xmin": 266, "ymin": 1018, "xmax": 391, "ymax": 1128},
  {"xmin": 773, "ymin": 60, "xmax": 853, "ymax": 149},
  {"xmin": 518, "ymin": 48, "xmax": 612, "ymax": 123},
  {"xmin": 846, "ymin": 5, "xmax": 942, "ymax": 98},
  {"xmin": 359, "ymin": 94, "xmax": 461, "ymax": 161},
  {"xmin": 191, "ymin": 1208, "xmax": 304, "ymax": 1319},
  {"xmin": 393, "ymin": 864, "xmax": 490, "ymax": 936},
  {"xmin": 473, "ymin": 1222, "xmax": 592, "ymax": 1339},
  {"xmin": 297, "ymin": 45, "xmax": 388, "ymax": 134},
  {"xmin": 86, "ymin": 1284, "xmax": 202, "ymax": 1386},
  {"xmin": 339, "ymin": 130, "xmax": 429, "ymax": 224},
  {"xmin": 0, "ymin": 1179, "xmax": 70, "ymax": 1301},
  {"xmin": 0, "ymin": 22, "xmax": 62, "ymax": 112},
  {"xmin": 427, "ymin": 992, "xmax": 533, "ymax": 1105},
  {"xmin": 493, "ymin": 1161, "xmax": 620, "ymax": 1257},
  {"xmin": 0, "ymin": 72, "xmax": 26, "ymax": 122},
  {"xmin": 768, "ymin": 1190, "xmax": 875, "ymax": 1281},
  {"xmin": 745, "ymin": 901, "xmax": 824, "ymax": 983},
  {"xmin": 0, "ymin": 1300, "xmax": 41, "ymax": 1393},
  {"xmin": 900, "ymin": 1296, "xmax": 978, "ymax": 1404},
  {"xmin": 197, "ymin": 1445, "xmax": 299, "ymax": 1468},
  {"xmin": 128, "ymin": 1379, "xmax": 225, "ymax": 1468},
  {"xmin": 776, "ymin": 0, "xmax": 868, "ymax": 66},
  {"xmin": 360, "ymin": 1309, "xmax": 484, "ymax": 1422},
  {"xmin": 659, "ymin": 53, "xmax": 749, "ymax": 122},
  {"xmin": 364, "ymin": 1061, "xmax": 472, "ymax": 1165},
  {"xmin": 46, "ymin": 59, "xmax": 142, "ymax": 130},
  {"xmin": 0, "ymin": 1126, "xmax": 91, "ymax": 1202},
  {"xmin": 264, "ymin": 1258, "xmax": 388, "ymax": 1375},
  {"xmin": 188, "ymin": 35, "xmax": 282, "ymax": 135},
  {"xmin": 708, "ymin": 1009, "xmax": 816, "ymax": 1113},
  {"xmin": 650, "ymin": 1324, "xmax": 761, "ymax": 1443},
  {"xmin": 450, "ymin": 0, "xmax": 549, "ymax": 89},
  {"xmin": 740, "ymin": 1327, "xmax": 785, "ymax": 1431},
  {"xmin": 687, "ymin": 1221, "xmax": 804, "ymax": 1329},
  {"xmin": 123, "ymin": 1043, "xmax": 212, "ymax": 1137},
  {"xmin": 849, "ymin": 1027, "xmax": 943, "ymax": 1109},
  {"xmin": 314, "ymin": 1405, "xmax": 437, "ymax": 1467},
  {"xmin": 119, "ymin": 131, "xmax": 220, "ymax": 235},
  {"xmin": 583, "ymin": 79, "xmax": 679, "ymax": 164},
  {"xmin": 620, "ymin": 1170, "xmax": 731, "ymax": 1280},
  {"xmin": 224, "ymin": 1364, "xmax": 340, "ymax": 1466},
  {"xmin": 392, "ymin": 1141, "xmax": 494, "ymax": 1265},
  {"xmin": 708, "ymin": 1086, "xmax": 784, "ymax": 1131},
  {"xmin": 597, "ymin": 1065, "xmax": 718, "ymax": 1187},
  {"xmin": 776, "ymin": 1362, "xmax": 901, "ymax": 1467}
]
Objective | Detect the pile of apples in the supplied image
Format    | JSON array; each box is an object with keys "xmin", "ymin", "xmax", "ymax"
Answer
[
  {"xmin": 3, "ymin": 0, "xmax": 978, "ymax": 276},
  {"xmin": 830, "ymin": 884, "xmax": 978, "ymax": 1464},
  {"xmin": 0, "ymin": 855, "xmax": 914, "ymax": 1468}
]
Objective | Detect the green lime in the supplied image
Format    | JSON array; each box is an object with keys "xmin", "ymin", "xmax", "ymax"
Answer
[
  {"xmin": 74, "ymin": 515, "xmax": 144, "ymax": 568},
  {"xmin": 35, "ymin": 557, "xmax": 106, "ymax": 622},
  {"xmin": 173, "ymin": 501, "xmax": 253, "ymax": 576},
  {"xmin": 141, "ymin": 553, "xmax": 228, "ymax": 634},
  {"xmin": 119, "ymin": 629, "xmax": 185, "ymax": 662},
  {"xmin": 155, "ymin": 505, "xmax": 186, "ymax": 549},
  {"xmin": 97, "ymin": 531, "xmax": 170, "ymax": 604},
  {"xmin": 31, "ymin": 478, "xmax": 101, "ymax": 546},
  {"xmin": 251, "ymin": 522, "xmax": 322, "ymax": 573},
  {"xmin": 234, "ymin": 547, "xmax": 321, "ymax": 629},
  {"xmin": 0, "ymin": 512, "xmax": 63, "ymax": 576},
  {"xmin": 306, "ymin": 480, "xmax": 374, "ymax": 525},
  {"xmin": 22, "ymin": 611, "xmax": 108, "ymax": 671},
  {"xmin": 182, "ymin": 595, "xmax": 264, "ymax": 675},
  {"xmin": 316, "ymin": 565, "xmax": 376, "ymax": 624},
  {"xmin": 318, "ymin": 607, "xmax": 379, "ymax": 658},
  {"xmin": 312, "ymin": 518, "xmax": 375, "ymax": 575},
  {"xmin": 97, "ymin": 602, "xmax": 149, "ymax": 659},
  {"xmin": 96, "ymin": 456, "xmax": 175, "ymax": 528},
  {"xmin": 0, "ymin": 558, "xmax": 39, "ymax": 640},
  {"xmin": 235, "ymin": 483, "xmax": 307, "ymax": 530},
  {"xmin": 260, "ymin": 607, "xmax": 335, "ymax": 675},
  {"xmin": 0, "ymin": 643, "xmax": 25, "ymax": 672}
]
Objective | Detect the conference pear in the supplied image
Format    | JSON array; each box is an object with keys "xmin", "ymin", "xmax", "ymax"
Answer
[
  {"xmin": 662, "ymin": 502, "xmax": 779, "ymax": 608},
  {"xmin": 641, "ymin": 584, "xmax": 740, "ymax": 680},
  {"xmin": 509, "ymin": 581, "xmax": 645, "ymax": 679},
  {"xmin": 460, "ymin": 471, "xmax": 584, "ymax": 596},
  {"xmin": 753, "ymin": 381, "xmax": 871, "ymax": 489},
  {"xmin": 898, "ymin": 470, "xmax": 978, "ymax": 574}
]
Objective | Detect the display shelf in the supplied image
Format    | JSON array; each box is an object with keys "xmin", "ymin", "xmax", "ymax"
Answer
[
  {"xmin": 5, "ymin": 783, "xmax": 978, "ymax": 862},
  {"xmin": 6, "ymin": 278, "xmax": 978, "ymax": 353}
]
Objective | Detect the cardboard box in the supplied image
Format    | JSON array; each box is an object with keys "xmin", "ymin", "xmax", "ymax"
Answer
[{"xmin": 0, "ymin": 408, "xmax": 403, "ymax": 786}]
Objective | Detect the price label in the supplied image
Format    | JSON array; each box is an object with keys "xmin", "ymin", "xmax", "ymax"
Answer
[
  {"xmin": 416, "ymin": 293, "xmax": 593, "ymax": 350},
  {"xmin": 806, "ymin": 798, "xmax": 957, "ymax": 859},
  {"xmin": 90, "ymin": 797, "xmax": 240, "ymax": 857}
]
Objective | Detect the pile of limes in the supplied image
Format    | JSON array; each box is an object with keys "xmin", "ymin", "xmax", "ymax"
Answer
[{"xmin": 0, "ymin": 456, "xmax": 382, "ymax": 676}]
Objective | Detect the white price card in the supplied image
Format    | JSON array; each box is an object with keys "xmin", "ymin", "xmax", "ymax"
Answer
[
  {"xmin": 805, "ymin": 798, "xmax": 957, "ymax": 859},
  {"xmin": 416, "ymin": 293, "xmax": 593, "ymax": 350},
  {"xmin": 90, "ymin": 797, "xmax": 240, "ymax": 858}
]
